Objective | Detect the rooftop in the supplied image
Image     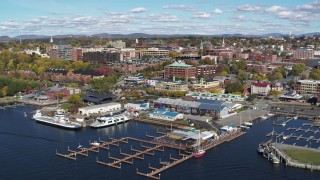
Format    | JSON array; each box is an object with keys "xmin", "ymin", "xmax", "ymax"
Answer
[
  {"xmin": 251, "ymin": 82, "xmax": 269, "ymax": 87},
  {"xmin": 166, "ymin": 61, "xmax": 193, "ymax": 68}
]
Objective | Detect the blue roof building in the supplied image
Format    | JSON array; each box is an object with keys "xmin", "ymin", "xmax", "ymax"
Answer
[{"xmin": 149, "ymin": 109, "xmax": 184, "ymax": 121}]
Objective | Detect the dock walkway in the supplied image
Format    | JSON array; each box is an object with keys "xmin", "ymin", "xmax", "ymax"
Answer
[{"xmin": 57, "ymin": 130, "xmax": 246, "ymax": 179}]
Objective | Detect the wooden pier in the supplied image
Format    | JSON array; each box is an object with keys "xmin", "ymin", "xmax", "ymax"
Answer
[
  {"xmin": 57, "ymin": 130, "xmax": 246, "ymax": 179},
  {"xmin": 136, "ymin": 130, "xmax": 246, "ymax": 180},
  {"xmin": 56, "ymin": 137, "xmax": 128, "ymax": 160},
  {"xmin": 265, "ymin": 131, "xmax": 320, "ymax": 143}
]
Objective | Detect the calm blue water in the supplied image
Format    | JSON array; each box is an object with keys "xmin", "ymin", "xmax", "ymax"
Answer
[{"xmin": 0, "ymin": 106, "xmax": 319, "ymax": 180}]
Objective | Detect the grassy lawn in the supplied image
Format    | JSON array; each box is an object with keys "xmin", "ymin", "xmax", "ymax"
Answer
[
  {"xmin": 60, "ymin": 103, "xmax": 73, "ymax": 110},
  {"xmin": 284, "ymin": 149, "xmax": 320, "ymax": 165}
]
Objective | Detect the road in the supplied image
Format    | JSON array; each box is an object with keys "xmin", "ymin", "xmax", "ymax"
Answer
[{"xmin": 217, "ymin": 100, "xmax": 269, "ymax": 127}]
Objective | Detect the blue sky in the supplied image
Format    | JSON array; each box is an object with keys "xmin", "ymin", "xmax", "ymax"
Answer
[{"xmin": 1, "ymin": 0, "xmax": 320, "ymax": 36}]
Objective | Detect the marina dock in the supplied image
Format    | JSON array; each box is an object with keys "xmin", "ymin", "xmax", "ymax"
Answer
[
  {"xmin": 57, "ymin": 130, "xmax": 246, "ymax": 179},
  {"xmin": 265, "ymin": 131, "xmax": 320, "ymax": 143}
]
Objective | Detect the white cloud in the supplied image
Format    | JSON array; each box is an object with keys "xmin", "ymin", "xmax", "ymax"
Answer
[
  {"xmin": 233, "ymin": 15, "xmax": 246, "ymax": 21},
  {"xmin": 265, "ymin": 6, "xmax": 287, "ymax": 13},
  {"xmin": 212, "ymin": 8, "xmax": 222, "ymax": 14},
  {"xmin": 236, "ymin": 4, "xmax": 260, "ymax": 12},
  {"xmin": 130, "ymin": 7, "xmax": 147, "ymax": 13},
  {"xmin": 193, "ymin": 12, "xmax": 211, "ymax": 19},
  {"xmin": 162, "ymin": 4, "xmax": 196, "ymax": 11},
  {"xmin": 296, "ymin": 0, "xmax": 320, "ymax": 12},
  {"xmin": 148, "ymin": 14, "xmax": 179, "ymax": 22}
]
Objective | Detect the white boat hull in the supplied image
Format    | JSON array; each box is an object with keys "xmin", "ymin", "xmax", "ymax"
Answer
[{"xmin": 90, "ymin": 114, "xmax": 130, "ymax": 128}]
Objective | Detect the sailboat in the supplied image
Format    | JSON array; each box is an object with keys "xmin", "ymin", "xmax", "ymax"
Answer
[
  {"xmin": 194, "ymin": 130, "xmax": 205, "ymax": 158},
  {"xmin": 244, "ymin": 111, "xmax": 253, "ymax": 127}
]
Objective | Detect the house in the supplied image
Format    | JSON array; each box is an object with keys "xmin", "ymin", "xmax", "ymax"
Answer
[
  {"xmin": 250, "ymin": 82, "xmax": 271, "ymax": 96},
  {"xmin": 271, "ymin": 82, "xmax": 285, "ymax": 92}
]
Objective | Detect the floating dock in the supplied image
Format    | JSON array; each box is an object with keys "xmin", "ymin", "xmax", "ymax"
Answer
[
  {"xmin": 265, "ymin": 131, "xmax": 320, "ymax": 143},
  {"xmin": 57, "ymin": 130, "xmax": 246, "ymax": 179}
]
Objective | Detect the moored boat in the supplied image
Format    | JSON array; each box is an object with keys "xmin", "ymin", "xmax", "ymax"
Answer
[
  {"xmin": 33, "ymin": 109, "xmax": 81, "ymax": 129},
  {"xmin": 194, "ymin": 149, "xmax": 205, "ymax": 158},
  {"xmin": 244, "ymin": 122, "xmax": 253, "ymax": 127},
  {"xmin": 90, "ymin": 111, "xmax": 130, "ymax": 128}
]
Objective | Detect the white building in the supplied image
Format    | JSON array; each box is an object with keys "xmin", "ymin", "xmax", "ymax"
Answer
[
  {"xmin": 146, "ymin": 79, "xmax": 158, "ymax": 87},
  {"xmin": 251, "ymin": 82, "xmax": 271, "ymax": 95},
  {"xmin": 149, "ymin": 109, "xmax": 183, "ymax": 121},
  {"xmin": 78, "ymin": 102, "xmax": 121, "ymax": 116},
  {"xmin": 107, "ymin": 40, "xmax": 126, "ymax": 49},
  {"xmin": 25, "ymin": 47, "xmax": 50, "ymax": 58},
  {"xmin": 124, "ymin": 102, "xmax": 149, "ymax": 111}
]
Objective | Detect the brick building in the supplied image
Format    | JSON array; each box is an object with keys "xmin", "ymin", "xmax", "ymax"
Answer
[
  {"xmin": 83, "ymin": 51, "xmax": 122, "ymax": 63},
  {"xmin": 246, "ymin": 63, "xmax": 269, "ymax": 74},
  {"xmin": 196, "ymin": 65, "xmax": 217, "ymax": 78},
  {"xmin": 164, "ymin": 61, "xmax": 196, "ymax": 79},
  {"xmin": 294, "ymin": 80, "xmax": 320, "ymax": 95},
  {"xmin": 248, "ymin": 54, "xmax": 277, "ymax": 62},
  {"xmin": 293, "ymin": 49, "xmax": 314, "ymax": 59}
]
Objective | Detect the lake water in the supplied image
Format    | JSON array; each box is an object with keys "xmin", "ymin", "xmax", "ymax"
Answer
[{"xmin": 0, "ymin": 106, "xmax": 319, "ymax": 180}]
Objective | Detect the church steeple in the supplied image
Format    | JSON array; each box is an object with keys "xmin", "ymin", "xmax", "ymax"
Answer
[
  {"xmin": 222, "ymin": 38, "xmax": 225, "ymax": 47},
  {"xmin": 50, "ymin": 36, "xmax": 53, "ymax": 43}
]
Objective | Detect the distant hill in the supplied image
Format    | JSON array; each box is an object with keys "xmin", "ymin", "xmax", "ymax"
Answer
[{"xmin": 1, "ymin": 32, "xmax": 320, "ymax": 41}]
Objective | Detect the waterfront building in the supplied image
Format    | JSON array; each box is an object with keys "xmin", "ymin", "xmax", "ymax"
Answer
[
  {"xmin": 149, "ymin": 109, "xmax": 183, "ymax": 121},
  {"xmin": 185, "ymin": 91, "xmax": 245, "ymax": 102},
  {"xmin": 124, "ymin": 102, "xmax": 149, "ymax": 111},
  {"xmin": 164, "ymin": 61, "xmax": 196, "ymax": 79},
  {"xmin": 82, "ymin": 91, "xmax": 116, "ymax": 104},
  {"xmin": 78, "ymin": 102, "xmax": 121, "ymax": 116},
  {"xmin": 250, "ymin": 82, "xmax": 271, "ymax": 96},
  {"xmin": 294, "ymin": 79, "xmax": 320, "ymax": 95},
  {"xmin": 154, "ymin": 97, "xmax": 229, "ymax": 118}
]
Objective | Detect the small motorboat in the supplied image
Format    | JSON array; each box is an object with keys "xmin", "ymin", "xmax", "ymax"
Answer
[{"xmin": 90, "ymin": 141, "xmax": 100, "ymax": 146}]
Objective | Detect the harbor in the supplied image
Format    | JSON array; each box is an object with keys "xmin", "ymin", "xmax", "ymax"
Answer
[
  {"xmin": 1, "ymin": 105, "xmax": 320, "ymax": 179},
  {"xmin": 57, "ymin": 129, "xmax": 245, "ymax": 179}
]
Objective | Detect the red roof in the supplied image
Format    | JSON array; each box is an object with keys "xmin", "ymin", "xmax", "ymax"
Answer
[{"xmin": 251, "ymin": 82, "xmax": 269, "ymax": 87}]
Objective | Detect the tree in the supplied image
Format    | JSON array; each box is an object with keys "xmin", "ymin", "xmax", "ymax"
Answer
[
  {"xmin": 289, "ymin": 63, "xmax": 306, "ymax": 76},
  {"xmin": 231, "ymin": 64, "xmax": 239, "ymax": 72},
  {"xmin": 269, "ymin": 90, "xmax": 282, "ymax": 96},
  {"xmin": 67, "ymin": 94, "xmax": 82, "ymax": 104},
  {"xmin": 237, "ymin": 70, "xmax": 248, "ymax": 82},
  {"xmin": 225, "ymin": 82, "xmax": 244, "ymax": 93},
  {"xmin": 309, "ymin": 69, "xmax": 320, "ymax": 80}
]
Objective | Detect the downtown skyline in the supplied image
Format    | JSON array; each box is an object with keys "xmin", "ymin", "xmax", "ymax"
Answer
[{"xmin": 1, "ymin": 0, "xmax": 320, "ymax": 36}]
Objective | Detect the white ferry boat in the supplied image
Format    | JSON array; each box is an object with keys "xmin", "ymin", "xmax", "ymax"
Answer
[
  {"xmin": 32, "ymin": 109, "xmax": 81, "ymax": 129},
  {"xmin": 90, "ymin": 111, "xmax": 130, "ymax": 128}
]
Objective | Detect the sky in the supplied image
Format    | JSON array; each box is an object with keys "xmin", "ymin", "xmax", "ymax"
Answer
[{"xmin": 1, "ymin": 0, "xmax": 320, "ymax": 36}]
